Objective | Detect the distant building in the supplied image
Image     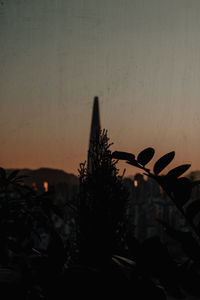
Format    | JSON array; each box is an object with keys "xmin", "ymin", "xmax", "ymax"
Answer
[{"xmin": 125, "ymin": 174, "xmax": 187, "ymax": 242}]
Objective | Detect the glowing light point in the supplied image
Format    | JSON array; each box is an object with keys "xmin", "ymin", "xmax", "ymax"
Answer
[
  {"xmin": 134, "ymin": 180, "xmax": 138, "ymax": 187},
  {"xmin": 44, "ymin": 181, "xmax": 48, "ymax": 192}
]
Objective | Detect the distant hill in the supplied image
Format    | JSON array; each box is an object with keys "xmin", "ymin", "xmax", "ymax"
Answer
[
  {"xmin": 5, "ymin": 168, "xmax": 199, "ymax": 188},
  {"xmin": 6, "ymin": 168, "xmax": 79, "ymax": 187}
]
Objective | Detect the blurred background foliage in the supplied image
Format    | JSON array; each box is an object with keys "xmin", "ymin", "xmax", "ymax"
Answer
[{"xmin": 1, "ymin": 131, "xmax": 200, "ymax": 298}]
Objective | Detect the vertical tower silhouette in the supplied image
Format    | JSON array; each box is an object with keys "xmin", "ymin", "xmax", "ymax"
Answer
[{"xmin": 87, "ymin": 96, "xmax": 101, "ymax": 173}]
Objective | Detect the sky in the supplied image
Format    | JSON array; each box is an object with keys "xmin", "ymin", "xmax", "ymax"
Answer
[{"xmin": 1, "ymin": 0, "xmax": 200, "ymax": 177}]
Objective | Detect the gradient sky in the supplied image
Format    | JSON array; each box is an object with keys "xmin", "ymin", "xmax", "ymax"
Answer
[{"xmin": 1, "ymin": 0, "xmax": 200, "ymax": 177}]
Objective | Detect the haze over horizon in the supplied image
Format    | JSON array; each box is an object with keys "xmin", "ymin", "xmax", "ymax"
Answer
[{"xmin": 1, "ymin": 0, "xmax": 200, "ymax": 177}]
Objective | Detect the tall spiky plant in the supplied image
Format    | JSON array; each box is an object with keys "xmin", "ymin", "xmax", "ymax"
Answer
[{"xmin": 77, "ymin": 130, "xmax": 129, "ymax": 268}]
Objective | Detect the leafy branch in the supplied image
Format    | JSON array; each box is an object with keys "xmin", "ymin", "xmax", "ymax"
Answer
[{"xmin": 112, "ymin": 148, "xmax": 200, "ymax": 242}]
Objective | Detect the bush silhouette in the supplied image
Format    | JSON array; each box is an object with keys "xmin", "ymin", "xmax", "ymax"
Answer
[{"xmin": 0, "ymin": 167, "xmax": 68, "ymax": 299}]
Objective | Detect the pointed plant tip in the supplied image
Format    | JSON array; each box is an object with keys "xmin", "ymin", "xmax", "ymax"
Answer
[{"xmin": 166, "ymin": 164, "xmax": 191, "ymax": 179}]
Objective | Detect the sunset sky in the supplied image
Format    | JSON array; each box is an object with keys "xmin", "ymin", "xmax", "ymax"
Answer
[{"xmin": 1, "ymin": 0, "xmax": 200, "ymax": 177}]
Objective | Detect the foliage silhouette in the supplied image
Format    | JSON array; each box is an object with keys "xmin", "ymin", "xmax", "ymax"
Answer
[
  {"xmin": 112, "ymin": 147, "xmax": 200, "ymax": 298},
  {"xmin": 66, "ymin": 132, "xmax": 171, "ymax": 299},
  {"xmin": 112, "ymin": 148, "xmax": 200, "ymax": 240},
  {"xmin": 0, "ymin": 167, "xmax": 69, "ymax": 299},
  {"xmin": 2, "ymin": 140, "xmax": 200, "ymax": 298},
  {"xmin": 77, "ymin": 129, "xmax": 129, "ymax": 269}
]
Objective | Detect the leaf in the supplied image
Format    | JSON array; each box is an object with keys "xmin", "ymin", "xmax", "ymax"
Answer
[
  {"xmin": 0, "ymin": 167, "xmax": 6, "ymax": 179},
  {"xmin": 14, "ymin": 175, "xmax": 29, "ymax": 182},
  {"xmin": 153, "ymin": 151, "xmax": 175, "ymax": 175},
  {"xmin": 112, "ymin": 151, "xmax": 135, "ymax": 161},
  {"xmin": 166, "ymin": 164, "xmax": 191, "ymax": 179},
  {"xmin": 112, "ymin": 255, "xmax": 136, "ymax": 267},
  {"xmin": 185, "ymin": 199, "xmax": 200, "ymax": 221},
  {"xmin": 8, "ymin": 170, "xmax": 20, "ymax": 181},
  {"xmin": 173, "ymin": 177, "xmax": 192, "ymax": 207},
  {"xmin": 137, "ymin": 147, "xmax": 155, "ymax": 166}
]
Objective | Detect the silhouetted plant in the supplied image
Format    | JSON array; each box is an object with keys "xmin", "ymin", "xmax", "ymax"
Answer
[
  {"xmin": 112, "ymin": 147, "xmax": 200, "ymax": 299},
  {"xmin": 77, "ymin": 130, "xmax": 129, "ymax": 268},
  {"xmin": 112, "ymin": 148, "xmax": 200, "ymax": 241},
  {"xmin": 0, "ymin": 167, "xmax": 68, "ymax": 299}
]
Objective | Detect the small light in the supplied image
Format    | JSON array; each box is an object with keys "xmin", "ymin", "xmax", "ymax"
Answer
[
  {"xmin": 44, "ymin": 181, "xmax": 48, "ymax": 192},
  {"xmin": 134, "ymin": 180, "xmax": 138, "ymax": 187}
]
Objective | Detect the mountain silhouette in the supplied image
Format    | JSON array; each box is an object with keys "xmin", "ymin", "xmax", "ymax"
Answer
[{"xmin": 6, "ymin": 168, "xmax": 78, "ymax": 187}]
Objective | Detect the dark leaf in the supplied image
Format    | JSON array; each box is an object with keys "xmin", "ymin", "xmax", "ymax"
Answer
[
  {"xmin": 8, "ymin": 170, "xmax": 20, "ymax": 181},
  {"xmin": 0, "ymin": 167, "xmax": 6, "ymax": 179},
  {"xmin": 185, "ymin": 199, "xmax": 200, "ymax": 222},
  {"xmin": 13, "ymin": 175, "xmax": 29, "ymax": 182},
  {"xmin": 166, "ymin": 164, "xmax": 191, "ymax": 179},
  {"xmin": 112, "ymin": 255, "xmax": 136, "ymax": 267},
  {"xmin": 153, "ymin": 151, "xmax": 175, "ymax": 175},
  {"xmin": 173, "ymin": 177, "xmax": 192, "ymax": 207},
  {"xmin": 137, "ymin": 147, "xmax": 155, "ymax": 166},
  {"xmin": 112, "ymin": 151, "xmax": 135, "ymax": 161}
]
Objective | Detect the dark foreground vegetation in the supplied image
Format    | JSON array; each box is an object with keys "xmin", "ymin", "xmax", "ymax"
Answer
[{"xmin": 1, "ymin": 130, "xmax": 200, "ymax": 299}]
